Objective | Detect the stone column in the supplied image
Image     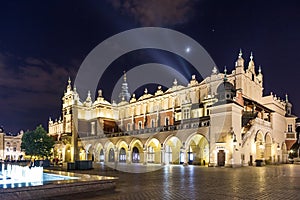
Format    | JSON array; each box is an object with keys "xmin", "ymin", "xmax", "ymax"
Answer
[
  {"xmin": 127, "ymin": 150, "xmax": 132, "ymax": 164},
  {"xmin": 161, "ymin": 148, "xmax": 165, "ymax": 165},
  {"xmin": 143, "ymin": 151, "xmax": 147, "ymax": 165},
  {"xmin": 182, "ymin": 148, "xmax": 188, "ymax": 166}
]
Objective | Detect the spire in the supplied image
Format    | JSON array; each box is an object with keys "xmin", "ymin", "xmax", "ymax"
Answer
[
  {"xmin": 173, "ymin": 79, "xmax": 178, "ymax": 86},
  {"xmin": 118, "ymin": 71, "xmax": 131, "ymax": 102},
  {"xmin": 74, "ymin": 85, "xmax": 77, "ymax": 92},
  {"xmin": 238, "ymin": 49, "xmax": 242, "ymax": 58},
  {"xmin": 67, "ymin": 77, "xmax": 72, "ymax": 91},
  {"xmin": 123, "ymin": 71, "xmax": 127, "ymax": 82},
  {"xmin": 212, "ymin": 66, "xmax": 218, "ymax": 74},
  {"xmin": 235, "ymin": 48, "xmax": 244, "ymax": 68},
  {"xmin": 223, "ymin": 66, "xmax": 228, "ymax": 82},
  {"xmin": 258, "ymin": 65, "xmax": 262, "ymax": 74},
  {"xmin": 86, "ymin": 91, "xmax": 92, "ymax": 102},
  {"xmin": 286, "ymin": 94, "xmax": 289, "ymax": 103},
  {"xmin": 248, "ymin": 51, "xmax": 255, "ymax": 72},
  {"xmin": 98, "ymin": 89, "xmax": 102, "ymax": 97}
]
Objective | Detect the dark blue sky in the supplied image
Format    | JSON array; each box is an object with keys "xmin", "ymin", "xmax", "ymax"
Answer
[{"xmin": 0, "ymin": 0, "xmax": 299, "ymax": 133}]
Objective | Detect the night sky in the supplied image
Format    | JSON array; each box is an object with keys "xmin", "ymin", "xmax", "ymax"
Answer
[{"xmin": 0, "ymin": 0, "xmax": 300, "ymax": 134}]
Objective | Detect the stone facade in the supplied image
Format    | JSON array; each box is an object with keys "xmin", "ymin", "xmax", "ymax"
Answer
[
  {"xmin": 49, "ymin": 50, "xmax": 297, "ymax": 167},
  {"xmin": 0, "ymin": 130, "xmax": 24, "ymax": 161}
]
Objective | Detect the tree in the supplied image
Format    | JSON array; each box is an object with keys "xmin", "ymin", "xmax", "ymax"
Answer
[{"xmin": 21, "ymin": 125, "xmax": 55, "ymax": 158}]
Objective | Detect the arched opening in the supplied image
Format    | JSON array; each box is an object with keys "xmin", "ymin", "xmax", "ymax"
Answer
[
  {"xmin": 255, "ymin": 131, "xmax": 264, "ymax": 160},
  {"xmin": 130, "ymin": 139, "xmax": 144, "ymax": 163},
  {"xmin": 85, "ymin": 144, "xmax": 93, "ymax": 161},
  {"xmin": 132, "ymin": 147, "xmax": 140, "ymax": 163},
  {"xmin": 94, "ymin": 143, "xmax": 104, "ymax": 162},
  {"xmin": 265, "ymin": 133, "xmax": 272, "ymax": 164},
  {"xmin": 119, "ymin": 147, "xmax": 126, "ymax": 163},
  {"xmin": 108, "ymin": 148, "xmax": 115, "ymax": 162},
  {"xmin": 186, "ymin": 134, "xmax": 209, "ymax": 165},
  {"xmin": 217, "ymin": 150, "xmax": 225, "ymax": 166},
  {"xmin": 100, "ymin": 149, "xmax": 104, "ymax": 162},
  {"xmin": 147, "ymin": 138, "xmax": 161, "ymax": 163},
  {"xmin": 164, "ymin": 136, "xmax": 182, "ymax": 164}
]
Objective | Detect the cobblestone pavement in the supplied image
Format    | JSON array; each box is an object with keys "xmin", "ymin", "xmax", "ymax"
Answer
[{"xmin": 48, "ymin": 164, "xmax": 300, "ymax": 200}]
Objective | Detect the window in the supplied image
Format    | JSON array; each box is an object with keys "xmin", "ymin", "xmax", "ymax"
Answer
[
  {"xmin": 91, "ymin": 122, "xmax": 96, "ymax": 135},
  {"xmin": 151, "ymin": 119, "xmax": 155, "ymax": 128},
  {"xmin": 138, "ymin": 121, "xmax": 142, "ymax": 130},
  {"xmin": 288, "ymin": 124, "xmax": 293, "ymax": 132},
  {"xmin": 148, "ymin": 146, "xmax": 154, "ymax": 163},
  {"xmin": 127, "ymin": 123, "xmax": 131, "ymax": 131},
  {"xmin": 183, "ymin": 108, "xmax": 190, "ymax": 119},
  {"xmin": 119, "ymin": 148, "xmax": 126, "ymax": 163},
  {"xmin": 13, "ymin": 147, "xmax": 16, "ymax": 152},
  {"xmin": 165, "ymin": 117, "xmax": 169, "ymax": 126}
]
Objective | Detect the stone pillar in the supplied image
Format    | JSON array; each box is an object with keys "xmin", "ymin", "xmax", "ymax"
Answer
[
  {"xmin": 182, "ymin": 148, "xmax": 188, "ymax": 166},
  {"xmin": 114, "ymin": 148, "xmax": 118, "ymax": 162},
  {"xmin": 127, "ymin": 150, "xmax": 132, "ymax": 164},
  {"xmin": 84, "ymin": 150, "xmax": 89, "ymax": 160},
  {"xmin": 143, "ymin": 151, "xmax": 147, "ymax": 165},
  {"xmin": 71, "ymin": 106, "xmax": 79, "ymax": 162},
  {"xmin": 161, "ymin": 148, "xmax": 165, "ymax": 165},
  {"xmin": 102, "ymin": 149, "xmax": 106, "ymax": 164}
]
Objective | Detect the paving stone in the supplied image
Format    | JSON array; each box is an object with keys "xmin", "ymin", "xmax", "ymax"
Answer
[{"xmin": 45, "ymin": 164, "xmax": 300, "ymax": 200}]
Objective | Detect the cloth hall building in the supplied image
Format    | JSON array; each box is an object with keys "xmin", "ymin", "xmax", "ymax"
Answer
[{"xmin": 48, "ymin": 51, "xmax": 297, "ymax": 167}]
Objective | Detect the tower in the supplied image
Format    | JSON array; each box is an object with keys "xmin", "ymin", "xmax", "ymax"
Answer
[{"xmin": 119, "ymin": 71, "xmax": 131, "ymax": 102}]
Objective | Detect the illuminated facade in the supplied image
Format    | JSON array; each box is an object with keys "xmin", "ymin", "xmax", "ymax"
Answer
[
  {"xmin": 49, "ymin": 51, "xmax": 297, "ymax": 167},
  {"xmin": 0, "ymin": 130, "xmax": 24, "ymax": 161}
]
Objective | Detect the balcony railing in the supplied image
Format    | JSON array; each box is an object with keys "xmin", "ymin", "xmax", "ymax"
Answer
[
  {"xmin": 286, "ymin": 133, "xmax": 296, "ymax": 139},
  {"xmin": 79, "ymin": 116, "xmax": 210, "ymax": 140}
]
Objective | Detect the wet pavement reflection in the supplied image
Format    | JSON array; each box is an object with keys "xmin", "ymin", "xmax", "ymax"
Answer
[{"xmin": 48, "ymin": 164, "xmax": 300, "ymax": 200}]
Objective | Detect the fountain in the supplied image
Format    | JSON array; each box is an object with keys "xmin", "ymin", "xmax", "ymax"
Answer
[
  {"xmin": 1, "ymin": 163, "xmax": 43, "ymax": 183},
  {"xmin": 0, "ymin": 162, "xmax": 118, "ymax": 199}
]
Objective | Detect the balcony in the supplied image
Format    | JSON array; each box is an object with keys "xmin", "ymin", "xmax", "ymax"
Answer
[
  {"xmin": 286, "ymin": 132, "xmax": 296, "ymax": 140},
  {"xmin": 79, "ymin": 116, "xmax": 210, "ymax": 139}
]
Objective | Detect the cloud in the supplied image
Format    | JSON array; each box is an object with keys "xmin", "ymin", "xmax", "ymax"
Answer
[
  {"xmin": 0, "ymin": 53, "xmax": 76, "ymax": 94},
  {"xmin": 109, "ymin": 0, "xmax": 199, "ymax": 26},
  {"xmin": 0, "ymin": 52, "xmax": 78, "ymax": 132}
]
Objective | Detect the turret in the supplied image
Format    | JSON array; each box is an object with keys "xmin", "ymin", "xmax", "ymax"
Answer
[
  {"xmin": 256, "ymin": 65, "xmax": 263, "ymax": 86},
  {"xmin": 235, "ymin": 49, "xmax": 245, "ymax": 74},
  {"xmin": 247, "ymin": 52, "xmax": 256, "ymax": 75},
  {"xmin": 285, "ymin": 94, "xmax": 292, "ymax": 116}
]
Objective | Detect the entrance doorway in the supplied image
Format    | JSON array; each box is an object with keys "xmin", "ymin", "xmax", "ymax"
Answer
[
  {"xmin": 217, "ymin": 150, "xmax": 225, "ymax": 166},
  {"xmin": 119, "ymin": 147, "xmax": 126, "ymax": 163},
  {"xmin": 132, "ymin": 147, "xmax": 140, "ymax": 163}
]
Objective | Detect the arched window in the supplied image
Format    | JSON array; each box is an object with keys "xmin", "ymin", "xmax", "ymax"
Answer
[
  {"xmin": 151, "ymin": 119, "xmax": 155, "ymax": 128},
  {"xmin": 119, "ymin": 148, "xmax": 126, "ymax": 163},
  {"xmin": 132, "ymin": 147, "xmax": 140, "ymax": 163},
  {"xmin": 165, "ymin": 145, "xmax": 172, "ymax": 164},
  {"xmin": 148, "ymin": 146, "xmax": 155, "ymax": 163},
  {"xmin": 108, "ymin": 148, "xmax": 115, "ymax": 162},
  {"xmin": 99, "ymin": 149, "xmax": 104, "ymax": 162}
]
